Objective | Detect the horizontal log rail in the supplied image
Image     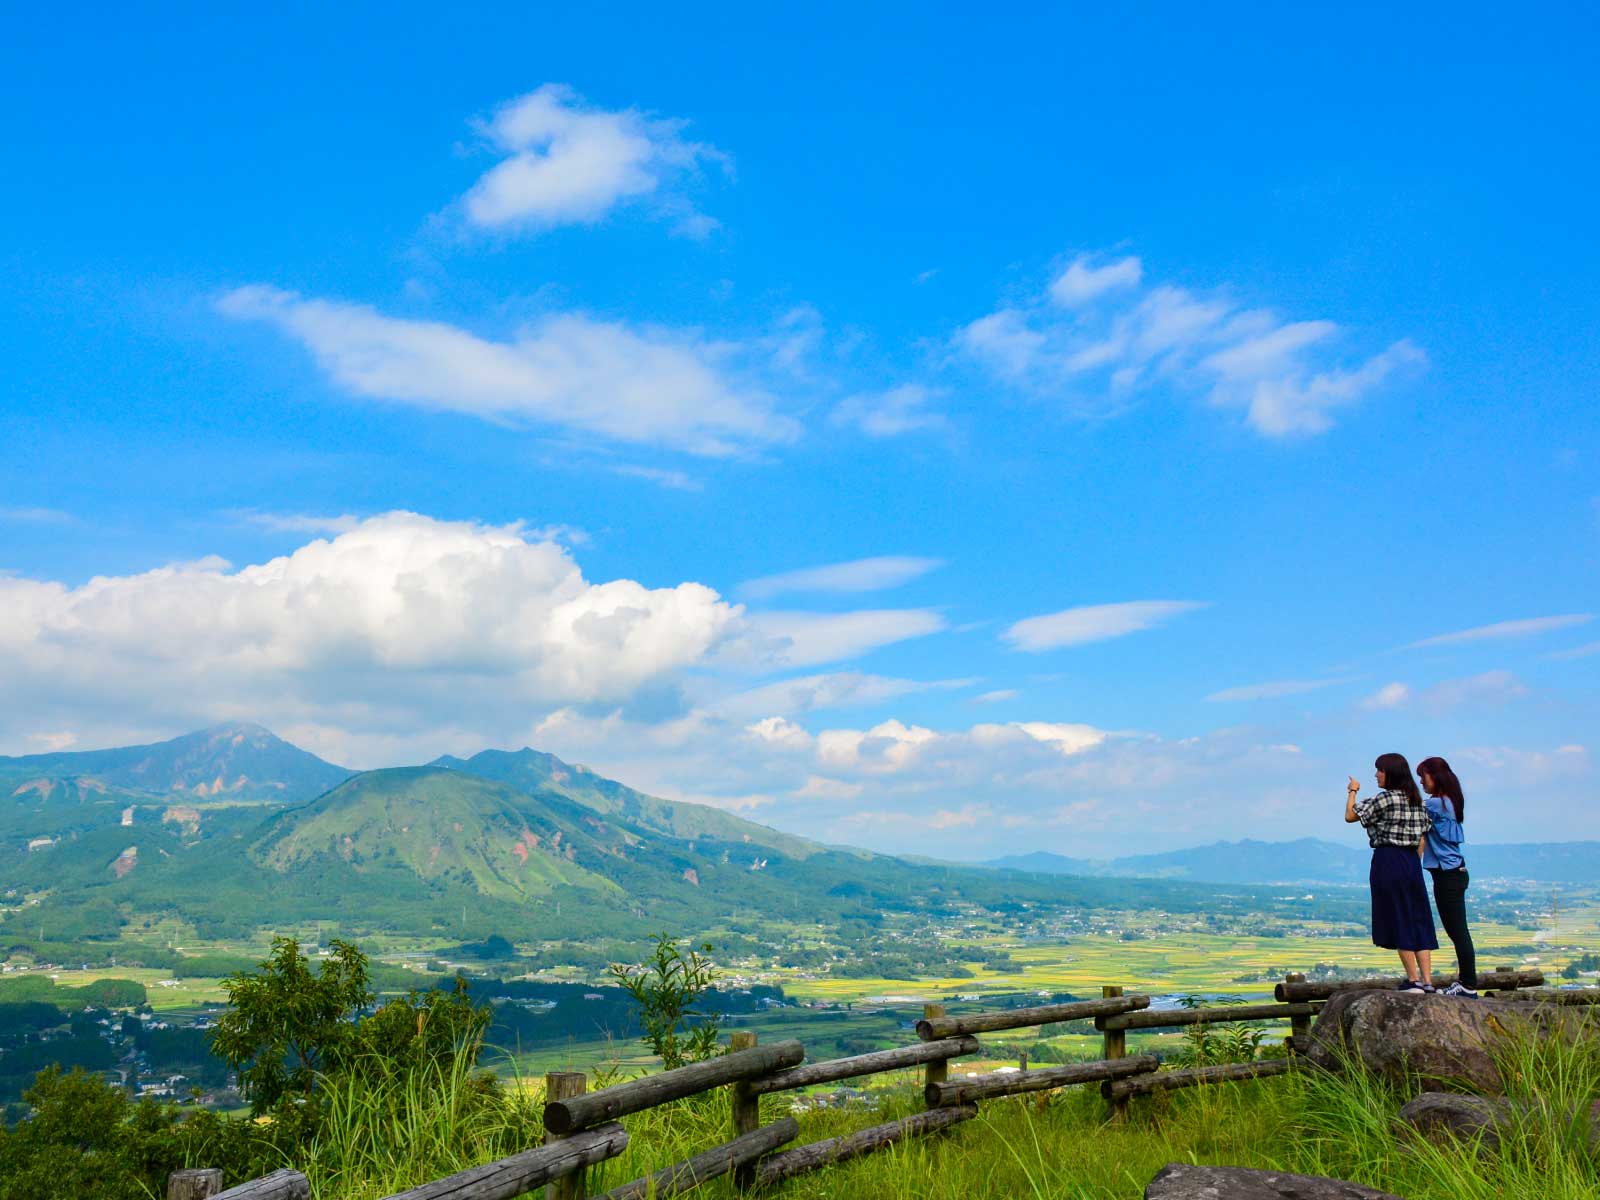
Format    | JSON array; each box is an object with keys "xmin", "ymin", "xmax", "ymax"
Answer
[
  {"xmin": 926, "ymin": 1053, "xmax": 1159, "ymax": 1107},
  {"xmin": 1096, "ymin": 1002, "xmax": 1320, "ymax": 1032},
  {"xmin": 214, "ymin": 1170, "xmax": 310, "ymax": 1200},
  {"xmin": 1274, "ymin": 968, "xmax": 1543, "ymax": 1003},
  {"xmin": 916, "ymin": 994, "xmax": 1150, "ymax": 1040},
  {"xmin": 378, "ymin": 1123, "xmax": 628, "ymax": 1200},
  {"xmin": 754, "ymin": 1104, "xmax": 978, "ymax": 1186},
  {"xmin": 544, "ymin": 1040, "xmax": 804, "ymax": 1133},
  {"xmin": 1509, "ymin": 987, "xmax": 1600, "ymax": 1005},
  {"xmin": 594, "ymin": 1118, "xmax": 799, "ymax": 1200},
  {"xmin": 1102, "ymin": 1056, "xmax": 1294, "ymax": 1099},
  {"xmin": 748, "ymin": 1035, "xmax": 980, "ymax": 1096}
]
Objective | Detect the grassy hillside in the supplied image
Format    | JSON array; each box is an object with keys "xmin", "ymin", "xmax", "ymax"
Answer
[{"xmin": 431, "ymin": 747, "xmax": 822, "ymax": 859}]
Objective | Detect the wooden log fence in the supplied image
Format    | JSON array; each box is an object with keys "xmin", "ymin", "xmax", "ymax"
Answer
[
  {"xmin": 1274, "ymin": 968, "xmax": 1543, "ymax": 1003},
  {"xmin": 196, "ymin": 967, "xmax": 1549, "ymax": 1200},
  {"xmin": 544, "ymin": 1040, "xmax": 805, "ymax": 1134},
  {"xmin": 596, "ymin": 1119, "xmax": 800, "ymax": 1200},
  {"xmin": 382, "ymin": 1123, "xmax": 628, "ymax": 1200},
  {"xmin": 1102, "ymin": 1056, "xmax": 1295, "ymax": 1100},
  {"xmin": 915, "ymin": 993, "xmax": 1149, "ymax": 1040},
  {"xmin": 754, "ymin": 1104, "xmax": 979, "ymax": 1186},
  {"xmin": 214, "ymin": 1171, "xmax": 310, "ymax": 1200},
  {"xmin": 926, "ymin": 1053, "xmax": 1159, "ymax": 1107},
  {"xmin": 1096, "ymin": 1002, "xmax": 1320, "ymax": 1032},
  {"xmin": 748, "ymin": 1035, "xmax": 981, "ymax": 1095}
]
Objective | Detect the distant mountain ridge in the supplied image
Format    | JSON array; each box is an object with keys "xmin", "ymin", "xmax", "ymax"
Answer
[
  {"xmin": 0, "ymin": 724, "xmax": 1359, "ymax": 947},
  {"xmin": 0, "ymin": 723, "xmax": 353, "ymax": 804},
  {"xmin": 431, "ymin": 747, "xmax": 821, "ymax": 860},
  {"xmin": 984, "ymin": 837, "xmax": 1600, "ymax": 885}
]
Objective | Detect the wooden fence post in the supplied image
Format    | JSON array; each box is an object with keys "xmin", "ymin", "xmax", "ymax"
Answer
[
  {"xmin": 922, "ymin": 1004, "xmax": 947, "ymax": 1106},
  {"xmin": 1284, "ymin": 974, "xmax": 1310, "ymax": 1051},
  {"xmin": 167, "ymin": 1169, "xmax": 223, "ymax": 1200},
  {"xmin": 545, "ymin": 1071, "xmax": 588, "ymax": 1200},
  {"xmin": 728, "ymin": 1030, "xmax": 760, "ymax": 1187},
  {"xmin": 1101, "ymin": 985, "xmax": 1127, "ymax": 1121}
]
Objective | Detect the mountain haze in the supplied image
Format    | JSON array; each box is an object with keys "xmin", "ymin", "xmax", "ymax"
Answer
[{"xmin": 985, "ymin": 837, "xmax": 1600, "ymax": 885}]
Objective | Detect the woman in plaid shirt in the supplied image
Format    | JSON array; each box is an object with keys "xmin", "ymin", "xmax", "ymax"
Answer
[{"xmin": 1345, "ymin": 752, "xmax": 1439, "ymax": 992}]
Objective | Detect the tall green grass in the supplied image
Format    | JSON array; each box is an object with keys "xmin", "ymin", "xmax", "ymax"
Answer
[{"xmin": 295, "ymin": 1024, "xmax": 1600, "ymax": 1200}]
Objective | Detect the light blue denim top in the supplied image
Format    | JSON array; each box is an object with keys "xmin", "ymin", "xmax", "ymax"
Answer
[{"xmin": 1422, "ymin": 794, "xmax": 1465, "ymax": 871}]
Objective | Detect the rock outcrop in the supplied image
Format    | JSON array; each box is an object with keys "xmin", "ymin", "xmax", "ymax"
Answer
[
  {"xmin": 1397, "ymin": 1091, "xmax": 1514, "ymax": 1150},
  {"xmin": 1145, "ymin": 1163, "xmax": 1402, "ymax": 1199},
  {"xmin": 1304, "ymin": 988, "xmax": 1580, "ymax": 1093},
  {"xmin": 1399, "ymin": 1090, "xmax": 1600, "ymax": 1154}
]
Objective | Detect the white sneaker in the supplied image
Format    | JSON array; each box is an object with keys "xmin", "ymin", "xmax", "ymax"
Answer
[{"xmin": 1442, "ymin": 981, "xmax": 1478, "ymax": 998}]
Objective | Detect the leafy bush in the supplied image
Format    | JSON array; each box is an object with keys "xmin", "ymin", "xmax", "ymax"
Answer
[{"xmin": 609, "ymin": 933, "xmax": 722, "ymax": 1070}]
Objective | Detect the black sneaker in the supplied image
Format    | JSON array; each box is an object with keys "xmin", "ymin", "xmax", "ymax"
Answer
[
  {"xmin": 1422, "ymin": 983, "xmax": 1438, "ymax": 994},
  {"xmin": 1398, "ymin": 979, "xmax": 1426, "ymax": 993}
]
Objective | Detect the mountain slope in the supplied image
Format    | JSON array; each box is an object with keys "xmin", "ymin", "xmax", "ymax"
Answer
[
  {"xmin": 252, "ymin": 766, "xmax": 627, "ymax": 902},
  {"xmin": 431, "ymin": 747, "xmax": 822, "ymax": 859},
  {"xmin": 0, "ymin": 723, "xmax": 353, "ymax": 804}
]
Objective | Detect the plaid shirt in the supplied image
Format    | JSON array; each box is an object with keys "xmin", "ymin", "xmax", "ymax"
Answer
[{"xmin": 1354, "ymin": 788, "xmax": 1433, "ymax": 848}]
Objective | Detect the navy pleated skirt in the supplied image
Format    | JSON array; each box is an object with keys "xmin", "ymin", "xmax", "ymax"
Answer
[{"xmin": 1369, "ymin": 845, "xmax": 1439, "ymax": 951}]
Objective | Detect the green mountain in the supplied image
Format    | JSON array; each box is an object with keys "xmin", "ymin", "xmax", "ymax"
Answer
[
  {"xmin": 253, "ymin": 766, "xmax": 627, "ymax": 902},
  {"xmin": 0, "ymin": 722, "xmax": 353, "ymax": 805},
  {"xmin": 431, "ymin": 747, "xmax": 822, "ymax": 859},
  {"xmin": 0, "ymin": 725, "xmax": 1371, "ymax": 953}
]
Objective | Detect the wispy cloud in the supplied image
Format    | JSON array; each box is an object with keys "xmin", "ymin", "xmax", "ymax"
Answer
[
  {"xmin": 235, "ymin": 510, "xmax": 362, "ymax": 535},
  {"xmin": 218, "ymin": 286, "xmax": 798, "ymax": 457},
  {"xmin": 455, "ymin": 84, "xmax": 727, "ymax": 237},
  {"xmin": 955, "ymin": 252, "xmax": 1425, "ymax": 436},
  {"xmin": 610, "ymin": 465, "xmax": 703, "ymax": 492},
  {"xmin": 831, "ymin": 384, "xmax": 947, "ymax": 437},
  {"xmin": 1363, "ymin": 682, "xmax": 1412, "ymax": 710},
  {"xmin": 1363, "ymin": 671, "xmax": 1527, "ymax": 713},
  {"xmin": 748, "ymin": 609, "xmax": 947, "ymax": 666},
  {"xmin": 740, "ymin": 556, "xmax": 944, "ymax": 601},
  {"xmin": 1547, "ymin": 640, "xmax": 1600, "ymax": 661},
  {"xmin": 0, "ymin": 506, "xmax": 74, "ymax": 525},
  {"xmin": 1406, "ymin": 613, "xmax": 1593, "ymax": 649},
  {"xmin": 973, "ymin": 689, "xmax": 1019, "ymax": 704},
  {"xmin": 1003, "ymin": 601, "xmax": 1205, "ymax": 652},
  {"xmin": 1206, "ymin": 677, "xmax": 1351, "ymax": 703}
]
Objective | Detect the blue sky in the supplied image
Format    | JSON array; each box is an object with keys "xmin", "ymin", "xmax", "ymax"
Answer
[{"xmin": 2, "ymin": 4, "xmax": 1596, "ymax": 856}]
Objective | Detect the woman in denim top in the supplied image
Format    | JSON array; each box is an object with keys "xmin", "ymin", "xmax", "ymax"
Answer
[{"xmin": 1418, "ymin": 756, "xmax": 1477, "ymax": 997}]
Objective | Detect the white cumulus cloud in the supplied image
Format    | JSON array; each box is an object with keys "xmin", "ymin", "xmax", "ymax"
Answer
[
  {"xmin": 0, "ymin": 512, "xmax": 750, "ymax": 758},
  {"xmin": 458, "ymin": 84, "xmax": 726, "ymax": 236}
]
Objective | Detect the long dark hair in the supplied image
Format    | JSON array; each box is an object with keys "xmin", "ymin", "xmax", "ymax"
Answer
[
  {"xmin": 1417, "ymin": 756, "xmax": 1465, "ymax": 821},
  {"xmin": 1374, "ymin": 752, "xmax": 1422, "ymax": 806}
]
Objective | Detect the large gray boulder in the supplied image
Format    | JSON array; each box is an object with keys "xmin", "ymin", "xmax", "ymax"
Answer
[
  {"xmin": 1399, "ymin": 1090, "xmax": 1600, "ymax": 1154},
  {"xmin": 1145, "ymin": 1163, "xmax": 1403, "ymax": 1199},
  {"xmin": 1397, "ymin": 1092, "xmax": 1513, "ymax": 1150},
  {"xmin": 1304, "ymin": 989, "xmax": 1579, "ymax": 1093}
]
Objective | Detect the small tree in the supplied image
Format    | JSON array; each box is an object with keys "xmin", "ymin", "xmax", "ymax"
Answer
[
  {"xmin": 609, "ymin": 933, "xmax": 721, "ymax": 1070},
  {"xmin": 210, "ymin": 937, "xmax": 372, "ymax": 1113}
]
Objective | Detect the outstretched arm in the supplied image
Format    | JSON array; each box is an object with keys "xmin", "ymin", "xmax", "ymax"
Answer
[{"xmin": 1344, "ymin": 776, "xmax": 1361, "ymax": 824}]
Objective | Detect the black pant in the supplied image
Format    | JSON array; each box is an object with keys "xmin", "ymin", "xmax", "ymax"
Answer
[{"xmin": 1429, "ymin": 866, "xmax": 1476, "ymax": 987}]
